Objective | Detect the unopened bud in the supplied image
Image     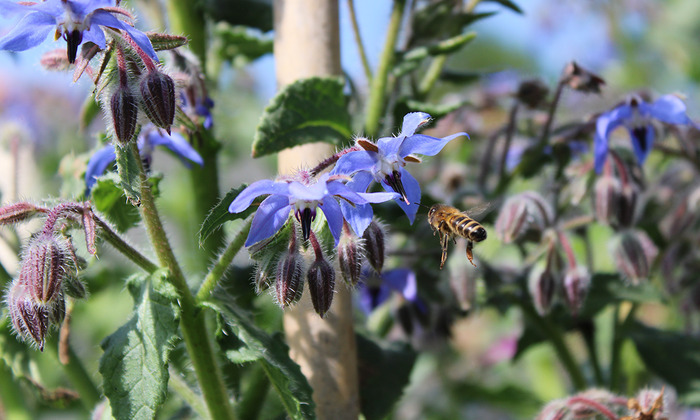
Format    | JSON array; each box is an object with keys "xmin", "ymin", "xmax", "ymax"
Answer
[
  {"xmin": 140, "ymin": 70, "xmax": 176, "ymax": 133},
  {"xmin": 611, "ymin": 230, "xmax": 658, "ymax": 285},
  {"xmin": 562, "ymin": 61, "xmax": 606, "ymax": 94},
  {"xmin": 629, "ymin": 388, "xmax": 669, "ymax": 419},
  {"xmin": 337, "ymin": 226, "xmax": 362, "ymax": 286},
  {"xmin": 617, "ymin": 184, "xmax": 638, "ymax": 228},
  {"xmin": 529, "ymin": 263, "xmax": 557, "ymax": 316},
  {"xmin": 20, "ymin": 235, "xmax": 73, "ymax": 306},
  {"xmin": 594, "ymin": 175, "xmax": 622, "ymax": 225},
  {"xmin": 307, "ymin": 258, "xmax": 335, "ymax": 318},
  {"xmin": 0, "ymin": 202, "xmax": 43, "ymax": 225},
  {"xmin": 82, "ymin": 205, "xmax": 97, "ymax": 256},
  {"xmin": 563, "ymin": 266, "xmax": 590, "ymax": 316},
  {"xmin": 515, "ymin": 79, "xmax": 549, "ymax": 108},
  {"xmin": 274, "ymin": 252, "xmax": 304, "ymax": 307},
  {"xmin": 63, "ymin": 274, "xmax": 87, "ymax": 300},
  {"xmin": 110, "ymin": 85, "xmax": 138, "ymax": 144},
  {"xmin": 495, "ymin": 191, "xmax": 552, "ymax": 243},
  {"xmin": 40, "ymin": 49, "xmax": 71, "ymax": 71},
  {"xmin": 363, "ymin": 220, "xmax": 386, "ymax": 273},
  {"xmin": 6, "ymin": 281, "xmax": 51, "ymax": 351}
]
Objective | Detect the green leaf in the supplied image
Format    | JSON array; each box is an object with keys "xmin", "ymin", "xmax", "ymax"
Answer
[
  {"xmin": 204, "ymin": 0, "xmax": 272, "ymax": 32},
  {"xmin": 79, "ymin": 94, "xmax": 101, "ymax": 131},
  {"xmin": 394, "ymin": 32, "xmax": 477, "ymax": 77},
  {"xmin": 146, "ymin": 32, "xmax": 188, "ymax": 51},
  {"xmin": 99, "ymin": 270, "xmax": 180, "ymax": 420},
  {"xmin": 629, "ymin": 322, "xmax": 700, "ymax": 405},
  {"xmin": 393, "ymin": 99, "xmax": 470, "ymax": 126},
  {"xmin": 356, "ymin": 334, "xmax": 417, "ymax": 420},
  {"xmin": 91, "ymin": 174, "xmax": 141, "ymax": 232},
  {"xmin": 213, "ymin": 23, "xmax": 273, "ymax": 66},
  {"xmin": 205, "ymin": 300, "xmax": 315, "ymax": 420},
  {"xmin": 114, "ymin": 143, "xmax": 141, "ymax": 204},
  {"xmin": 199, "ymin": 184, "xmax": 256, "ymax": 245},
  {"xmin": 252, "ymin": 77, "xmax": 352, "ymax": 157},
  {"xmin": 482, "ymin": 0, "xmax": 523, "ymax": 14}
]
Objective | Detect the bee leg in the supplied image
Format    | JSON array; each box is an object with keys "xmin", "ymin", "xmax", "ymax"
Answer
[
  {"xmin": 466, "ymin": 240, "xmax": 477, "ymax": 267},
  {"xmin": 439, "ymin": 232, "xmax": 449, "ymax": 270}
]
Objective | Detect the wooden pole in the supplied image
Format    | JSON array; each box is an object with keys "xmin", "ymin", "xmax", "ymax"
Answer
[{"xmin": 274, "ymin": 1, "xmax": 360, "ymax": 418}]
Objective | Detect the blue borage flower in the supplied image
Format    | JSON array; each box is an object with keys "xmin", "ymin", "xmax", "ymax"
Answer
[
  {"xmin": 357, "ymin": 267, "xmax": 423, "ymax": 314},
  {"xmin": 594, "ymin": 94, "xmax": 696, "ymax": 173},
  {"xmin": 0, "ymin": 0, "xmax": 158, "ymax": 64},
  {"xmin": 84, "ymin": 125, "xmax": 203, "ymax": 194},
  {"xmin": 228, "ymin": 170, "xmax": 398, "ymax": 247},
  {"xmin": 331, "ymin": 112, "xmax": 468, "ymax": 231}
]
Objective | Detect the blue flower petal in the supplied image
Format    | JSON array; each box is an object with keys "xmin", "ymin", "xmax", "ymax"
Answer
[
  {"xmin": 385, "ymin": 168, "xmax": 420, "ymax": 223},
  {"xmin": 594, "ymin": 104, "xmax": 632, "ymax": 173},
  {"xmin": 358, "ymin": 283, "xmax": 391, "ymax": 314},
  {"xmin": 376, "ymin": 135, "xmax": 402, "ymax": 158},
  {"xmin": 398, "ymin": 132, "xmax": 468, "ymax": 158},
  {"xmin": 356, "ymin": 190, "xmax": 399, "ymax": 203},
  {"xmin": 81, "ymin": 24, "xmax": 106, "ymax": 49},
  {"xmin": 229, "ymin": 180, "xmax": 290, "ymax": 213},
  {"xmin": 147, "ymin": 131, "xmax": 203, "ymax": 167},
  {"xmin": 85, "ymin": 144, "xmax": 117, "ymax": 194},
  {"xmin": 627, "ymin": 123, "xmax": 655, "ymax": 165},
  {"xmin": 332, "ymin": 150, "xmax": 377, "ymax": 175},
  {"xmin": 341, "ymin": 201, "xmax": 373, "ymax": 237},
  {"xmin": 381, "ymin": 269, "xmax": 417, "ymax": 301},
  {"xmin": 90, "ymin": 10, "xmax": 159, "ymax": 62},
  {"xmin": 245, "ymin": 195, "xmax": 291, "ymax": 246},
  {"xmin": 399, "ymin": 112, "xmax": 432, "ymax": 138},
  {"xmin": 320, "ymin": 196, "xmax": 344, "ymax": 245},
  {"xmin": 289, "ymin": 179, "xmax": 328, "ymax": 201},
  {"xmin": 0, "ymin": 11, "xmax": 54, "ymax": 51},
  {"xmin": 327, "ymin": 180, "xmax": 368, "ymax": 205},
  {"xmin": 640, "ymin": 95, "xmax": 692, "ymax": 125}
]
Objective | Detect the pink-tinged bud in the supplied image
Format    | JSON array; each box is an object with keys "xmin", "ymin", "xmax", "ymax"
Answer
[
  {"xmin": 6, "ymin": 281, "xmax": 49, "ymax": 351},
  {"xmin": 594, "ymin": 175, "xmax": 622, "ymax": 225},
  {"xmin": 362, "ymin": 220, "xmax": 385, "ymax": 273},
  {"xmin": 82, "ymin": 205, "xmax": 97, "ymax": 256},
  {"xmin": 515, "ymin": 79, "xmax": 549, "ymax": 108},
  {"xmin": 529, "ymin": 263, "xmax": 557, "ymax": 316},
  {"xmin": 140, "ymin": 70, "xmax": 176, "ymax": 133},
  {"xmin": 20, "ymin": 235, "xmax": 73, "ymax": 306},
  {"xmin": 617, "ymin": 184, "xmax": 638, "ymax": 228},
  {"xmin": 495, "ymin": 191, "xmax": 552, "ymax": 243},
  {"xmin": 40, "ymin": 49, "xmax": 71, "ymax": 71},
  {"xmin": 627, "ymin": 388, "xmax": 669, "ymax": 419},
  {"xmin": 307, "ymin": 257, "xmax": 335, "ymax": 318},
  {"xmin": 561, "ymin": 61, "xmax": 606, "ymax": 93},
  {"xmin": 274, "ymin": 252, "xmax": 304, "ymax": 307},
  {"xmin": 0, "ymin": 202, "xmax": 44, "ymax": 225},
  {"xmin": 111, "ymin": 85, "xmax": 139, "ymax": 145},
  {"xmin": 337, "ymin": 226, "xmax": 362, "ymax": 286},
  {"xmin": 63, "ymin": 274, "xmax": 87, "ymax": 300},
  {"xmin": 563, "ymin": 266, "xmax": 590, "ymax": 316},
  {"xmin": 611, "ymin": 230, "xmax": 658, "ymax": 285}
]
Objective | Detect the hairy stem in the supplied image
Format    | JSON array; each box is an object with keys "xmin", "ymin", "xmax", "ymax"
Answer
[
  {"xmin": 165, "ymin": 0, "xmax": 207, "ymax": 68},
  {"xmin": 364, "ymin": 0, "xmax": 406, "ymax": 137},
  {"xmin": 417, "ymin": 54, "xmax": 447, "ymax": 99},
  {"xmin": 196, "ymin": 219, "xmax": 252, "ymax": 303},
  {"xmin": 169, "ymin": 369, "xmax": 208, "ymax": 418},
  {"xmin": 94, "ymin": 217, "xmax": 158, "ymax": 273},
  {"xmin": 0, "ymin": 358, "xmax": 32, "ymax": 420},
  {"xmin": 539, "ymin": 81, "xmax": 565, "ymax": 145},
  {"xmin": 346, "ymin": 0, "xmax": 372, "ymax": 83},
  {"xmin": 610, "ymin": 303, "xmax": 638, "ymax": 392},
  {"xmin": 130, "ymin": 142, "xmax": 235, "ymax": 420}
]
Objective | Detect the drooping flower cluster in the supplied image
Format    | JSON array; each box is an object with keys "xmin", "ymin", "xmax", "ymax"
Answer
[{"xmin": 229, "ymin": 112, "xmax": 468, "ymax": 316}]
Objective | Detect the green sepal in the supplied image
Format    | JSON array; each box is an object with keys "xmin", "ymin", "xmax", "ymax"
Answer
[
  {"xmin": 146, "ymin": 32, "xmax": 188, "ymax": 51},
  {"xmin": 394, "ymin": 32, "xmax": 477, "ymax": 77},
  {"xmin": 252, "ymin": 77, "xmax": 352, "ymax": 157},
  {"xmin": 114, "ymin": 143, "xmax": 142, "ymax": 205},
  {"xmin": 213, "ymin": 23, "xmax": 273, "ymax": 66}
]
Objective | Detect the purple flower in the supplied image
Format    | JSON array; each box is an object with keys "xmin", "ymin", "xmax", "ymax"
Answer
[
  {"xmin": 180, "ymin": 91, "xmax": 214, "ymax": 130},
  {"xmin": 332, "ymin": 112, "xmax": 468, "ymax": 224},
  {"xmin": 0, "ymin": 0, "xmax": 158, "ymax": 63},
  {"xmin": 228, "ymin": 171, "xmax": 397, "ymax": 247},
  {"xmin": 357, "ymin": 267, "xmax": 420, "ymax": 313},
  {"xmin": 84, "ymin": 126, "xmax": 203, "ymax": 194},
  {"xmin": 594, "ymin": 95, "xmax": 695, "ymax": 173}
]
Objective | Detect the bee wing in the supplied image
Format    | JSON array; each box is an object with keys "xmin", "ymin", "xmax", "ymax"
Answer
[{"xmin": 464, "ymin": 201, "xmax": 495, "ymax": 220}]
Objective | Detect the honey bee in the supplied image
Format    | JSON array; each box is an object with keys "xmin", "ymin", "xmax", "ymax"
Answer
[{"xmin": 427, "ymin": 204, "xmax": 488, "ymax": 269}]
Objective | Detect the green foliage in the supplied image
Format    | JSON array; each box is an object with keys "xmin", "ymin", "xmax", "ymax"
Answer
[
  {"xmin": 114, "ymin": 143, "xmax": 141, "ymax": 204},
  {"xmin": 394, "ymin": 32, "xmax": 477, "ymax": 77},
  {"xmin": 99, "ymin": 270, "xmax": 180, "ymax": 420},
  {"xmin": 91, "ymin": 174, "xmax": 141, "ymax": 232},
  {"xmin": 252, "ymin": 77, "xmax": 352, "ymax": 157},
  {"xmin": 205, "ymin": 300, "xmax": 315, "ymax": 420},
  {"xmin": 204, "ymin": 0, "xmax": 273, "ymax": 31},
  {"xmin": 356, "ymin": 333, "xmax": 417, "ymax": 420},
  {"xmin": 199, "ymin": 184, "xmax": 256, "ymax": 245},
  {"xmin": 629, "ymin": 322, "xmax": 700, "ymax": 405},
  {"xmin": 213, "ymin": 22, "xmax": 273, "ymax": 66}
]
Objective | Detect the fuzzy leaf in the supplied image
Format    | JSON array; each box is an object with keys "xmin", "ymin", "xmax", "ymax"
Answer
[
  {"xmin": 99, "ymin": 270, "xmax": 180, "ymax": 420},
  {"xmin": 394, "ymin": 32, "xmax": 477, "ymax": 77},
  {"xmin": 393, "ymin": 99, "xmax": 469, "ymax": 125},
  {"xmin": 629, "ymin": 322, "xmax": 700, "ymax": 405},
  {"xmin": 252, "ymin": 77, "xmax": 352, "ymax": 157},
  {"xmin": 91, "ymin": 174, "xmax": 141, "ymax": 232},
  {"xmin": 204, "ymin": 0, "xmax": 273, "ymax": 32},
  {"xmin": 205, "ymin": 300, "xmax": 315, "ymax": 420},
  {"xmin": 114, "ymin": 143, "xmax": 141, "ymax": 204},
  {"xmin": 483, "ymin": 0, "xmax": 523, "ymax": 13},
  {"xmin": 357, "ymin": 334, "xmax": 417, "ymax": 420},
  {"xmin": 213, "ymin": 23, "xmax": 273, "ymax": 66},
  {"xmin": 199, "ymin": 184, "xmax": 256, "ymax": 245},
  {"xmin": 146, "ymin": 32, "xmax": 188, "ymax": 51}
]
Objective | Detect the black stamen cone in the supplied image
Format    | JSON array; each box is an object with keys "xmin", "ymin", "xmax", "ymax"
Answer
[
  {"xmin": 299, "ymin": 208, "xmax": 313, "ymax": 241},
  {"xmin": 385, "ymin": 170, "xmax": 409, "ymax": 204},
  {"xmin": 66, "ymin": 29, "xmax": 83, "ymax": 64},
  {"xmin": 632, "ymin": 126, "xmax": 648, "ymax": 154}
]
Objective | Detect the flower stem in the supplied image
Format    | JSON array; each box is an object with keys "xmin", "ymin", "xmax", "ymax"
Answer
[
  {"xmin": 165, "ymin": 0, "xmax": 207, "ymax": 69},
  {"xmin": 0, "ymin": 358, "xmax": 32, "ymax": 420},
  {"xmin": 130, "ymin": 142, "xmax": 235, "ymax": 420},
  {"xmin": 196, "ymin": 219, "xmax": 252, "ymax": 303},
  {"xmin": 347, "ymin": 0, "xmax": 372, "ymax": 84},
  {"xmin": 499, "ymin": 101, "xmax": 520, "ymax": 177},
  {"xmin": 93, "ymin": 217, "xmax": 158, "ymax": 273},
  {"xmin": 46, "ymin": 333, "xmax": 102, "ymax": 410},
  {"xmin": 521, "ymin": 303, "xmax": 587, "ymax": 390},
  {"xmin": 610, "ymin": 302, "xmax": 638, "ymax": 392},
  {"xmin": 539, "ymin": 81, "xmax": 565, "ymax": 145},
  {"xmin": 417, "ymin": 55, "xmax": 447, "ymax": 99},
  {"xmin": 364, "ymin": 0, "xmax": 406, "ymax": 137},
  {"xmin": 169, "ymin": 368, "xmax": 208, "ymax": 418}
]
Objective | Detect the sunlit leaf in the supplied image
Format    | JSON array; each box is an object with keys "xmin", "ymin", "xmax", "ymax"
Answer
[
  {"xmin": 213, "ymin": 23, "xmax": 273, "ymax": 66},
  {"xmin": 199, "ymin": 184, "xmax": 256, "ymax": 245},
  {"xmin": 91, "ymin": 174, "xmax": 141, "ymax": 233}
]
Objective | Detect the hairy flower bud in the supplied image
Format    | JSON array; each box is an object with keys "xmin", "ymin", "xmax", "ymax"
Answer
[
  {"xmin": 20, "ymin": 235, "xmax": 73, "ymax": 306},
  {"xmin": 529, "ymin": 263, "xmax": 557, "ymax": 316},
  {"xmin": 0, "ymin": 202, "xmax": 43, "ymax": 225},
  {"xmin": 362, "ymin": 220, "xmax": 386, "ymax": 273},
  {"xmin": 611, "ymin": 230, "xmax": 658, "ymax": 285},
  {"xmin": 337, "ymin": 226, "xmax": 362, "ymax": 286},
  {"xmin": 274, "ymin": 252, "xmax": 304, "ymax": 307},
  {"xmin": 63, "ymin": 274, "xmax": 87, "ymax": 300},
  {"xmin": 515, "ymin": 79, "xmax": 549, "ymax": 108},
  {"xmin": 140, "ymin": 70, "xmax": 176, "ymax": 133},
  {"xmin": 495, "ymin": 191, "xmax": 552, "ymax": 243},
  {"xmin": 561, "ymin": 61, "xmax": 606, "ymax": 93},
  {"xmin": 5, "ymin": 280, "xmax": 64, "ymax": 351},
  {"xmin": 594, "ymin": 175, "xmax": 622, "ymax": 225},
  {"xmin": 307, "ymin": 258, "xmax": 335, "ymax": 318},
  {"xmin": 563, "ymin": 266, "xmax": 590, "ymax": 316},
  {"xmin": 110, "ymin": 85, "xmax": 139, "ymax": 145}
]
